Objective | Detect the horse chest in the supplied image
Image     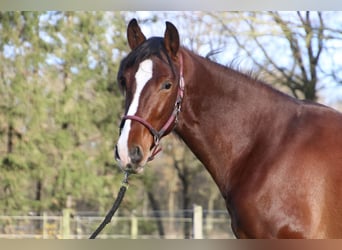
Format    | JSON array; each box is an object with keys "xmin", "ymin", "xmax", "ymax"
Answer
[
  {"xmin": 225, "ymin": 168, "xmax": 315, "ymax": 238},
  {"xmin": 226, "ymin": 189, "xmax": 307, "ymax": 238}
]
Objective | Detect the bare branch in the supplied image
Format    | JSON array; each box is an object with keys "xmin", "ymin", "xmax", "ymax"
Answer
[{"xmin": 271, "ymin": 11, "xmax": 309, "ymax": 84}]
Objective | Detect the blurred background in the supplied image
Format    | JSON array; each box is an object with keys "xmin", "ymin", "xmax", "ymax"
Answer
[{"xmin": 1, "ymin": 11, "xmax": 342, "ymax": 239}]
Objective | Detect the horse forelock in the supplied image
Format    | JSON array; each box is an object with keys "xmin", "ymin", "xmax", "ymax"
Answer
[{"xmin": 117, "ymin": 37, "xmax": 177, "ymax": 90}]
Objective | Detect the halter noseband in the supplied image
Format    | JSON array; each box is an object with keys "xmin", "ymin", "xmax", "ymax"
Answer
[{"xmin": 119, "ymin": 54, "xmax": 185, "ymax": 161}]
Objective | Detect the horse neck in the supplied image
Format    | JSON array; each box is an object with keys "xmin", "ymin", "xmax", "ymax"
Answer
[{"xmin": 175, "ymin": 49, "xmax": 296, "ymax": 195}]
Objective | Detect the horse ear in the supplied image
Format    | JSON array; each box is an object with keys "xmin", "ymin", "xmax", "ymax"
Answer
[
  {"xmin": 127, "ymin": 18, "xmax": 146, "ymax": 50},
  {"xmin": 164, "ymin": 21, "xmax": 180, "ymax": 59}
]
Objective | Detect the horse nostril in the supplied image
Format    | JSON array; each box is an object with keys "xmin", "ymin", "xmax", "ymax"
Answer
[
  {"xmin": 129, "ymin": 145, "xmax": 143, "ymax": 164},
  {"xmin": 115, "ymin": 146, "xmax": 120, "ymax": 161}
]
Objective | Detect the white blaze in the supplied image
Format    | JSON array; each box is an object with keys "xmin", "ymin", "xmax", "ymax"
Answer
[{"xmin": 117, "ymin": 59, "xmax": 153, "ymax": 166}]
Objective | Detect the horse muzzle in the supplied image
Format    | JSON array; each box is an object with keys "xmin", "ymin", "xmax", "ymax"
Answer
[{"xmin": 115, "ymin": 144, "xmax": 146, "ymax": 174}]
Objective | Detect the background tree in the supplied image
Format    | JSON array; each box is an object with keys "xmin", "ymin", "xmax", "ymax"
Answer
[
  {"xmin": 37, "ymin": 11, "xmax": 132, "ymax": 212},
  {"xmin": 204, "ymin": 11, "xmax": 342, "ymax": 101},
  {"xmin": 0, "ymin": 11, "xmax": 130, "ymax": 215},
  {"xmin": 0, "ymin": 11, "xmax": 48, "ymax": 214}
]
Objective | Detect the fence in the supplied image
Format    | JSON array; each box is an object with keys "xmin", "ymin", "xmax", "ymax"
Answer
[{"xmin": 0, "ymin": 205, "xmax": 235, "ymax": 239}]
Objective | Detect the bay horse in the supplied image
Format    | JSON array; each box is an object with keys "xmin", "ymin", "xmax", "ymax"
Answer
[{"xmin": 115, "ymin": 19, "xmax": 342, "ymax": 238}]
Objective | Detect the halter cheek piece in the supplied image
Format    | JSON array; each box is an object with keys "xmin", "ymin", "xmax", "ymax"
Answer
[{"xmin": 119, "ymin": 55, "xmax": 185, "ymax": 162}]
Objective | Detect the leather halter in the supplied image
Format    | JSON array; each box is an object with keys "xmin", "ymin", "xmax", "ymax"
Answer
[{"xmin": 119, "ymin": 55, "xmax": 185, "ymax": 161}]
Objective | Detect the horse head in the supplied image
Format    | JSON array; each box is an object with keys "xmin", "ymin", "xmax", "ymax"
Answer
[{"xmin": 115, "ymin": 19, "xmax": 184, "ymax": 174}]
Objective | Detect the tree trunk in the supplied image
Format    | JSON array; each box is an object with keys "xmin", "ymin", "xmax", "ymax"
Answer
[
  {"xmin": 182, "ymin": 178, "xmax": 191, "ymax": 239},
  {"xmin": 35, "ymin": 179, "xmax": 43, "ymax": 231},
  {"xmin": 174, "ymin": 160, "xmax": 191, "ymax": 239},
  {"xmin": 147, "ymin": 191, "xmax": 165, "ymax": 238},
  {"xmin": 7, "ymin": 123, "xmax": 13, "ymax": 154}
]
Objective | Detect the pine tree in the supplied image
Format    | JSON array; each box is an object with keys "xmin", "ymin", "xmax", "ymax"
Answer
[{"xmin": 0, "ymin": 11, "xmax": 130, "ymax": 214}]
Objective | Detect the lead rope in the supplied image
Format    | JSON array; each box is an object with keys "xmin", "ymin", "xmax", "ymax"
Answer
[{"xmin": 89, "ymin": 172, "xmax": 130, "ymax": 239}]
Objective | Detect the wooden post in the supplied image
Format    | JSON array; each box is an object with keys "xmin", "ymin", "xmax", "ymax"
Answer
[
  {"xmin": 193, "ymin": 204, "xmax": 203, "ymax": 239},
  {"xmin": 131, "ymin": 210, "xmax": 138, "ymax": 239},
  {"xmin": 62, "ymin": 209, "xmax": 71, "ymax": 239},
  {"xmin": 43, "ymin": 212, "xmax": 48, "ymax": 239},
  {"xmin": 62, "ymin": 195, "xmax": 73, "ymax": 239}
]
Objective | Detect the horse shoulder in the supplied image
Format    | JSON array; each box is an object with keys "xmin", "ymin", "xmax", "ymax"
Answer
[{"xmin": 226, "ymin": 102, "xmax": 342, "ymax": 238}]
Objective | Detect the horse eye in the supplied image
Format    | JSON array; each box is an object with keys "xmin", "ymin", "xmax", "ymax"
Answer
[{"xmin": 162, "ymin": 82, "xmax": 172, "ymax": 90}]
